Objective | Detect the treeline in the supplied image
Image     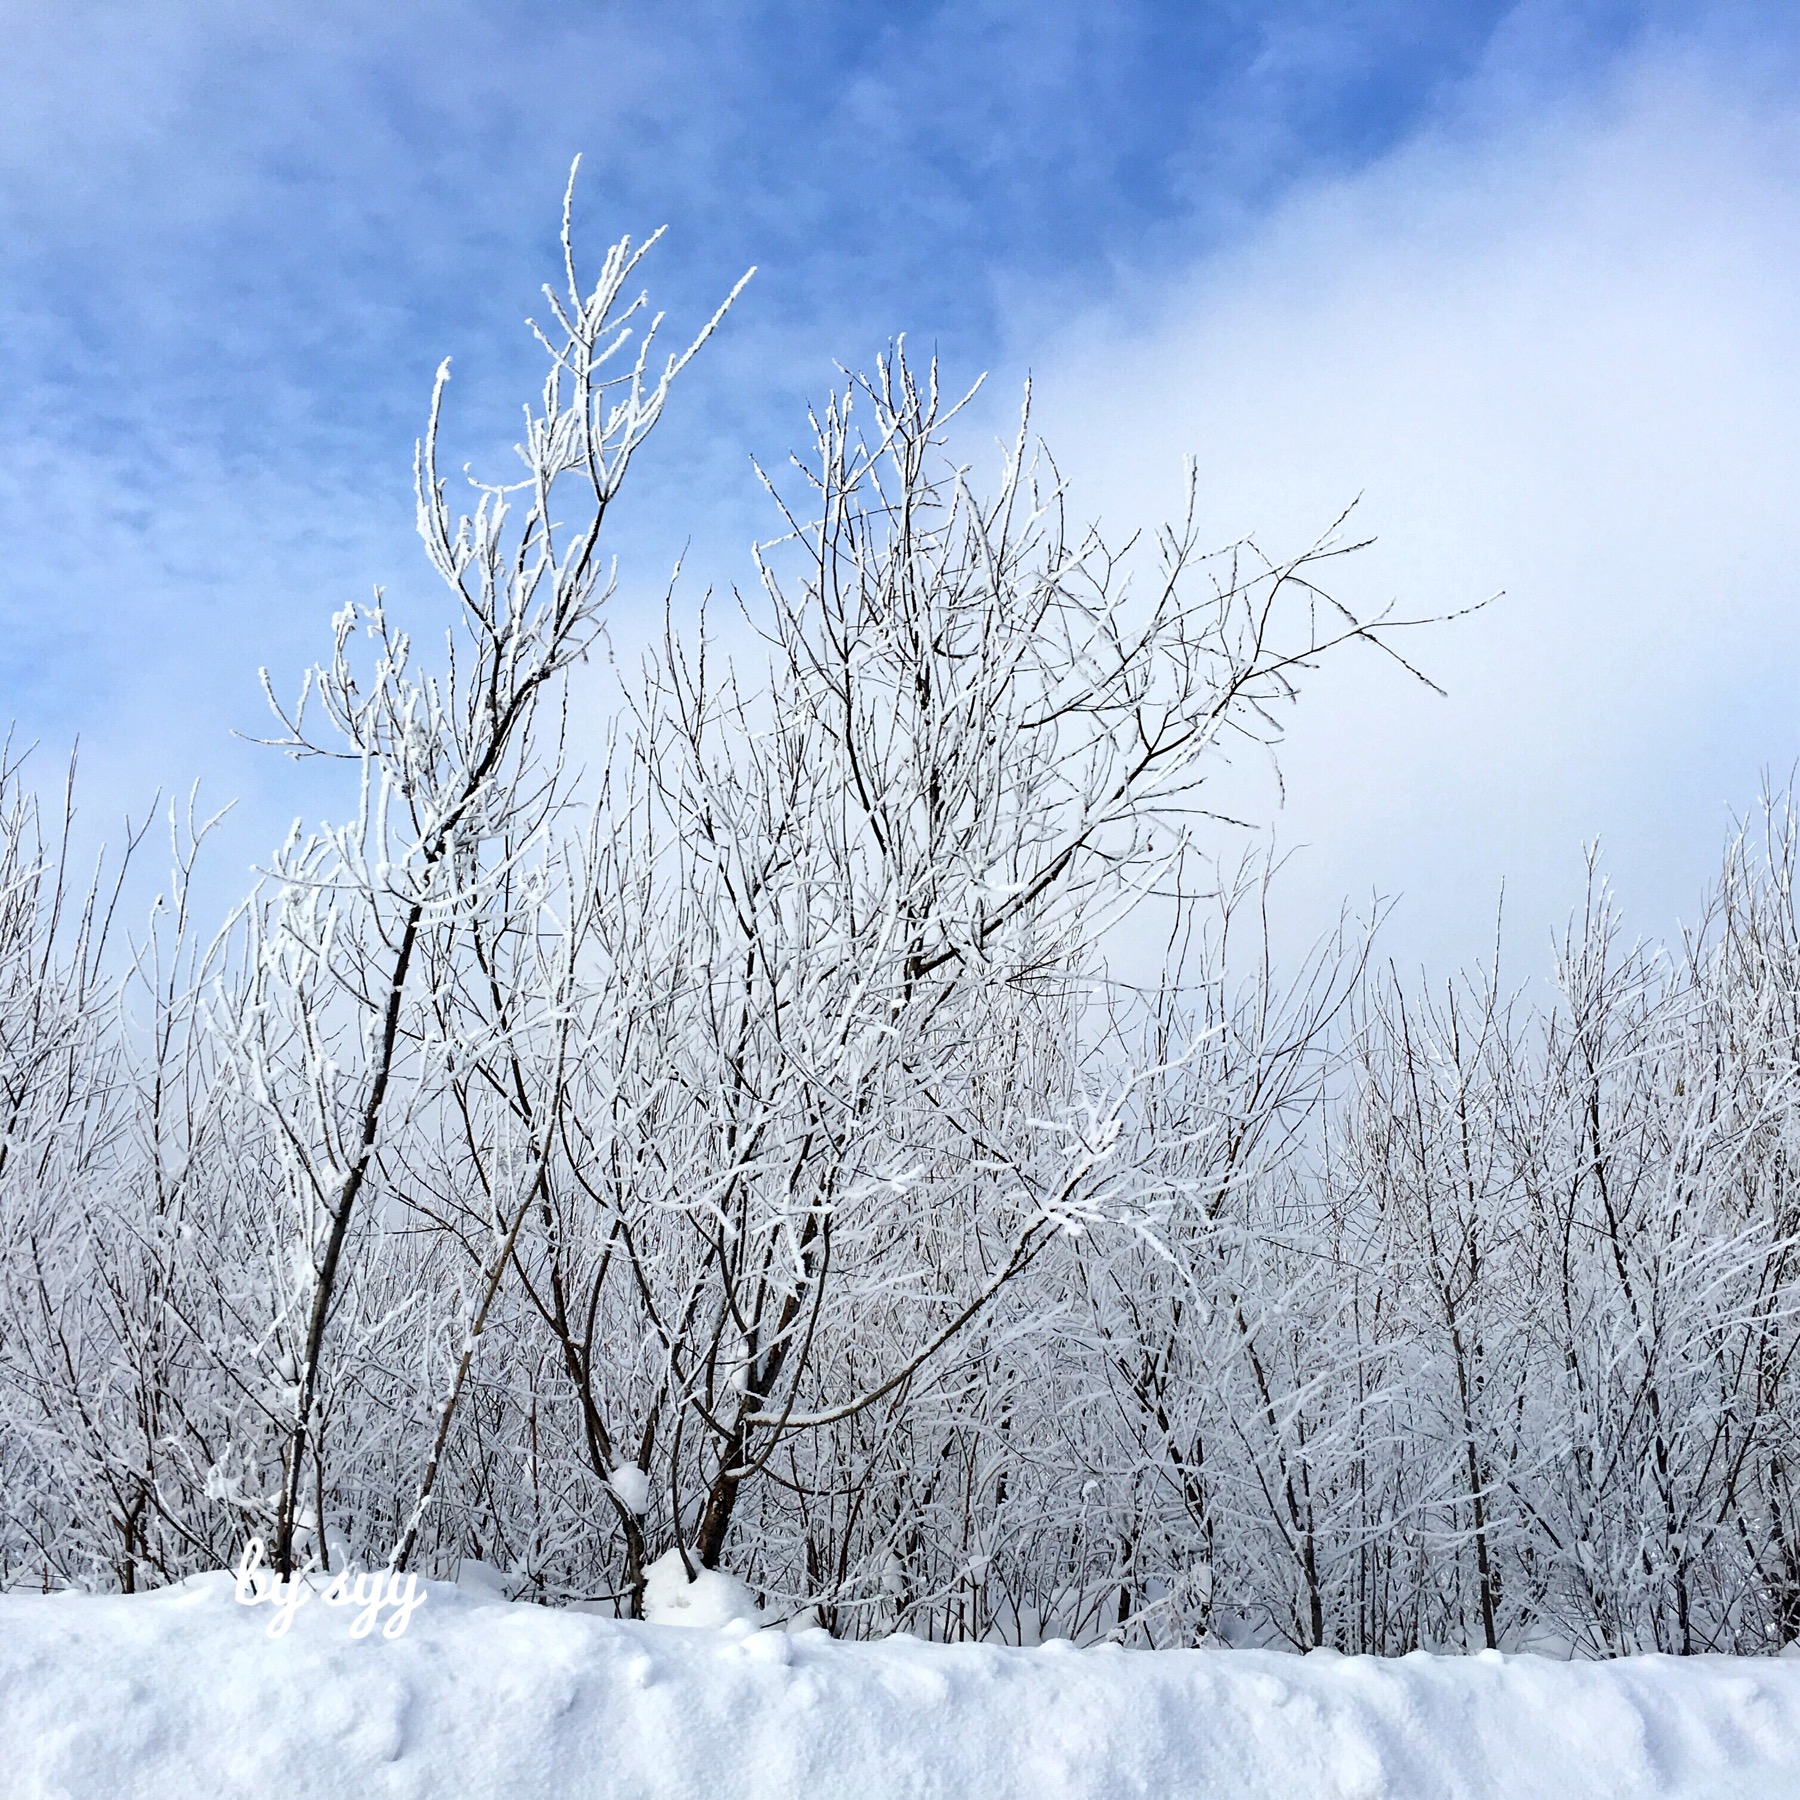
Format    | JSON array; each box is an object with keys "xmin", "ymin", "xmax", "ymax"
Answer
[{"xmin": 1, "ymin": 203, "xmax": 1795, "ymax": 1656}]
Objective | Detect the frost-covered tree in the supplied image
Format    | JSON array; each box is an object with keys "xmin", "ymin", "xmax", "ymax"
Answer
[{"xmin": 6, "ymin": 180, "xmax": 1800, "ymax": 1660}]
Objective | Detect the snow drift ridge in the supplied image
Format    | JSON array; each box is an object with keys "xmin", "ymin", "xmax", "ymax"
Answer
[{"xmin": 2, "ymin": 1574, "xmax": 1797, "ymax": 1799}]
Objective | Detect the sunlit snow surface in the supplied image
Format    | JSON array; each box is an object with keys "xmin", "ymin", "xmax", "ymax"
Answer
[{"xmin": 3, "ymin": 1575, "xmax": 1798, "ymax": 1798}]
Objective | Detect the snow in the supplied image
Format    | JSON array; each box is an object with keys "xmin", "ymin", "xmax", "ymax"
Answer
[
  {"xmin": 452, "ymin": 1558, "xmax": 527, "ymax": 1603},
  {"xmin": 3, "ymin": 1577, "xmax": 1800, "ymax": 1799},
  {"xmin": 607, "ymin": 1462, "xmax": 650, "ymax": 1515},
  {"xmin": 640, "ymin": 1548, "xmax": 762, "ymax": 1628}
]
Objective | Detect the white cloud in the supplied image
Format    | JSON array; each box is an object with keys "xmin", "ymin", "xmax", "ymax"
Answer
[{"xmin": 1024, "ymin": 29, "xmax": 1800, "ymax": 981}]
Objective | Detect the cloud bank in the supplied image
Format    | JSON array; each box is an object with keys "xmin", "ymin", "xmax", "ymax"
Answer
[
  {"xmin": 2, "ymin": 2, "xmax": 1793, "ymax": 975},
  {"xmin": 1028, "ymin": 16, "xmax": 1800, "ymax": 978}
]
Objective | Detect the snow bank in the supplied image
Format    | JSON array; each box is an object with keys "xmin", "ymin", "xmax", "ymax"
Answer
[{"xmin": 2, "ymin": 1576, "xmax": 1798, "ymax": 1800}]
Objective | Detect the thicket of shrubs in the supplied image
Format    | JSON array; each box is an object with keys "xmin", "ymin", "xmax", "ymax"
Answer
[{"xmin": 3, "ymin": 203, "xmax": 1796, "ymax": 1656}]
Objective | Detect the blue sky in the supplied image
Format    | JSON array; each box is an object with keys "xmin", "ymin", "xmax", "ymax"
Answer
[{"xmin": 3, "ymin": 0, "xmax": 1797, "ymax": 976}]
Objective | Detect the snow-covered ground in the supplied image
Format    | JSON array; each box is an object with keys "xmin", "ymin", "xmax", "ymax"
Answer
[{"xmin": 3, "ymin": 1574, "xmax": 1798, "ymax": 1799}]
